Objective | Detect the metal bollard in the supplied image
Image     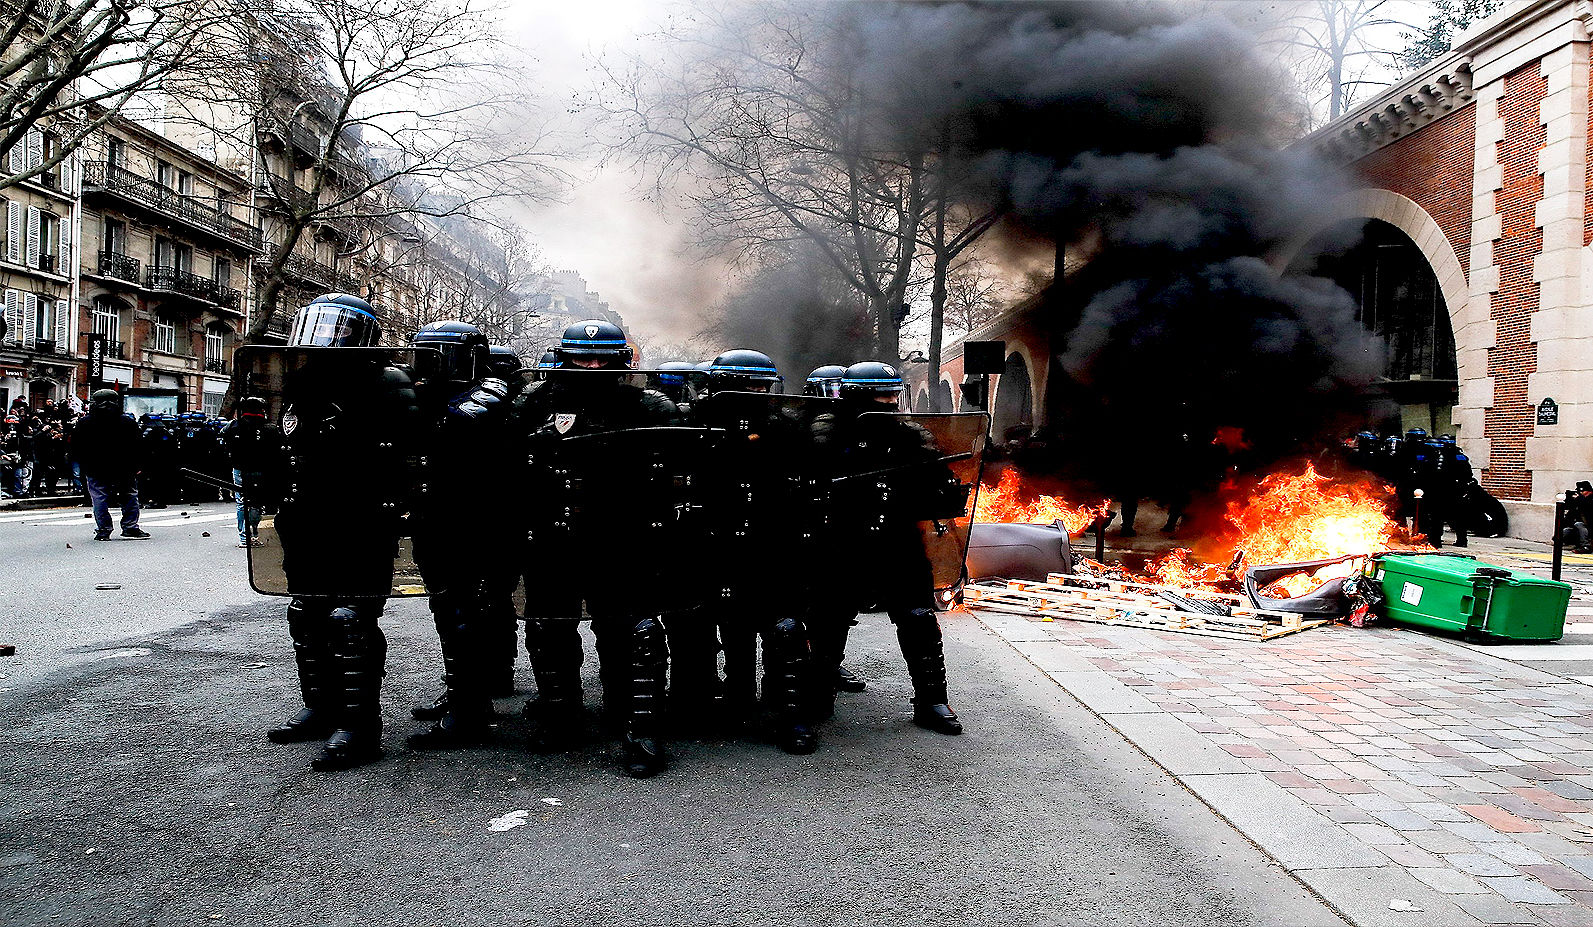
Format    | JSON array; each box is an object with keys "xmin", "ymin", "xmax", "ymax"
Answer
[{"xmin": 1554, "ymin": 500, "xmax": 1566, "ymax": 582}]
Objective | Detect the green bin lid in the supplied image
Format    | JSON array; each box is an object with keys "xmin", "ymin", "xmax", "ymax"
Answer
[{"xmin": 1374, "ymin": 552, "xmax": 1569, "ymax": 588}]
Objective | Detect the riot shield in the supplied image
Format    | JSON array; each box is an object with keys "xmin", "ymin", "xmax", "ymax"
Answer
[
  {"xmin": 234, "ymin": 345, "xmax": 440, "ymax": 599},
  {"xmin": 692, "ymin": 392, "xmax": 833, "ymax": 599},
  {"xmin": 524, "ymin": 426, "xmax": 721, "ymax": 614},
  {"xmin": 852, "ymin": 411, "xmax": 989, "ymax": 593}
]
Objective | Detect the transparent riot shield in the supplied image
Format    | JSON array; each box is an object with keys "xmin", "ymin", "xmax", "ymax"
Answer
[
  {"xmin": 524, "ymin": 426, "xmax": 721, "ymax": 615},
  {"xmin": 233, "ymin": 345, "xmax": 441, "ymax": 599},
  {"xmin": 851, "ymin": 411, "xmax": 990, "ymax": 593}
]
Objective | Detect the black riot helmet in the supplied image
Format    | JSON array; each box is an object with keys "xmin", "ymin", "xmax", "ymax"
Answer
[
  {"xmin": 288, "ymin": 293, "xmax": 381, "ymax": 347},
  {"xmin": 555, "ymin": 319, "xmax": 633, "ymax": 369},
  {"xmin": 89, "ymin": 388, "xmax": 122, "ymax": 414},
  {"xmin": 651, "ymin": 360, "xmax": 696, "ymax": 400},
  {"xmin": 707, "ymin": 349, "xmax": 782, "ymax": 394},
  {"xmin": 839, "ymin": 361, "xmax": 905, "ymax": 406},
  {"xmin": 1404, "ymin": 428, "xmax": 1428, "ymax": 442},
  {"xmin": 804, "ymin": 364, "xmax": 846, "ymax": 398},
  {"xmin": 486, "ymin": 345, "xmax": 523, "ymax": 380},
  {"xmin": 239, "ymin": 396, "xmax": 268, "ymax": 417},
  {"xmin": 410, "ymin": 319, "xmax": 489, "ymax": 384}
]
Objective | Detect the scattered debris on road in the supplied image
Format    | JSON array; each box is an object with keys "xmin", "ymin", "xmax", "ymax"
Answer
[
  {"xmin": 487, "ymin": 810, "xmax": 530, "ymax": 832},
  {"xmin": 94, "ymin": 583, "xmax": 121, "ymax": 590}
]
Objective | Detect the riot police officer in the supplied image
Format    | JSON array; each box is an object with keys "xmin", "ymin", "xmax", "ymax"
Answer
[
  {"xmin": 1436, "ymin": 435, "xmax": 1471, "ymax": 548},
  {"xmin": 532, "ymin": 349, "xmax": 558, "ymax": 382},
  {"xmin": 809, "ymin": 361, "xmax": 964, "ymax": 735},
  {"xmin": 487, "ymin": 346, "xmax": 526, "ymax": 400},
  {"xmin": 693, "ymin": 349, "xmax": 818, "ymax": 753},
  {"xmin": 803, "ymin": 365, "xmax": 846, "ymax": 399},
  {"xmin": 405, "ymin": 320, "xmax": 518, "ymax": 749},
  {"xmin": 513, "ymin": 319, "xmax": 685, "ymax": 777},
  {"xmin": 265, "ymin": 293, "xmax": 424, "ymax": 771},
  {"xmin": 650, "ymin": 360, "xmax": 697, "ymax": 409},
  {"xmin": 139, "ymin": 413, "xmax": 178, "ymax": 508}
]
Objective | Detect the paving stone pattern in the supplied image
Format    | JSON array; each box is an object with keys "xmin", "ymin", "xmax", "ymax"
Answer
[{"xmin": 987, "ymin": 612, "xmax": 1593, "ymax": 924}]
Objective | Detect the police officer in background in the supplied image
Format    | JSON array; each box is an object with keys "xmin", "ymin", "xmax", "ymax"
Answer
[
  {"xmin": 809, "ymin": 362, "xmax": 964, "ymax": 735},
  {"xmin": 405, "ymin": 321, "xmax": 518, "ymax": 749},
  {"xmin": 487, "ymin": 346, "xmax": 527, "ymax": 400},
  {"xmin": 265, "ymin": 293, "xmax": 424, "ymax": 771},
  {"xmin": 693, "ymin": 349, "xmax": 817, "ymax": 753},
  {"xmin": 649, "ymin": 360, "xmax": 698, "ymax": 411},
  {"xmin": 532, "ymin": 349, "xmax": 558, "ymax": 382},
  {"xmin": 803, "ymin": 364, "xmax": 846, "ymax": 399},
  {"xmin": 1436, "ymin": 435, "xmax": 1471, "ymax": 548},
  {"xmin": 513, "ymin": 319, "xmax": 683, "ymax": 777},
  {"xmin": 802, "ymin": 363, "xmax": 864, "ymax": 695},
  {"xmin": 139, "ymin": 413, "xmax": 179, "ymax": 508}
]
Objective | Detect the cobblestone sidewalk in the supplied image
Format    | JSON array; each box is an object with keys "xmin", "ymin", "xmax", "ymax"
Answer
[{"xmin": 975, "ymin": 610, "xmax": 1593, "ymax": 926}]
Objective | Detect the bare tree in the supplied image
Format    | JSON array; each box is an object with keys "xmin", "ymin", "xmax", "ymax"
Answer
[
  {"xmin": 0, "ymin": 0, "xmax": 224, "ymax": 190},
  {"xmin": 594, "ymin": 1, "xmax": 926, "ymax": 361},
  {"xmin": 1266, "ymin": 0, "xmax": 1409, "ymax": 127},
  {"xmin": 158, "ymin": 0, "xmax": 565, "ymax": 402},
  {"xmin": 942, "ymin": 258, "xmax": 1005, "ymax": 337}
]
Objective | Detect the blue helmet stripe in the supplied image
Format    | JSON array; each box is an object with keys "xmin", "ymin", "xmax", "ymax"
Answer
[
  {"xmin": 564, "ymin": 339, "xmax": 629, "ymax": 346},
  {"xmin": 710, "ymin": 364, "xmax": 780, "ymax": 374}
]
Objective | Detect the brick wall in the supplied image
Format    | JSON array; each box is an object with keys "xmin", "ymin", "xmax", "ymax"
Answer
[
  {"xmin": 1484, "ymin": 62, "xmax": 1546, "ymax": 501},
  {"xmin": 1357, "ymin": 103, "xmax": 1476, "ymax": 277}
]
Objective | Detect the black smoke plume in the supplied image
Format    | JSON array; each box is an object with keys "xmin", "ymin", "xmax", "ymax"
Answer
[{"xmin": 836, "ymin": 2, "xmax": 1380, "ymax": 485}]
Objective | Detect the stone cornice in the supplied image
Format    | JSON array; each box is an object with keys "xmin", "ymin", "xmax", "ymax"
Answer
[{"xmin": 1306, "ymin": 59, "xmax": 1476, "ymax": 164}]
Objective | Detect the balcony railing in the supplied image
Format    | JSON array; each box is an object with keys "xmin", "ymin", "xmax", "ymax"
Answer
[
  {"xmin": 36, "ymin": 252, "xmax": 55, "ymax": 274},
  {"xmin": 204, "ymin": 357, "xmax": 229, "ymax": 374},
  {"xmin": 81, "ymin": 161, "xmax": 263, "ymax": 251},
  {"xmin": 146, "ymin": 265, "xmax": 243, "ymax": 310},
  {"xmin": 98, "ymin": 250, "xmax": 141, "ymax": 283},
  {"xmin": 257, "ymin": 173, "xmax": 317, "ymax": 214},
  {"xmin": 259, "ymin": 244, "xmax": 361, "ymax": 294}
]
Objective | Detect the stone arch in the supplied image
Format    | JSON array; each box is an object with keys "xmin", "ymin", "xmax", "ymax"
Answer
[
  {"xmin": 914, "ymin": 388, "xmax": 929, "ymax": 412},
  {"xmin": 991, "ymin": 341, "xmax": 1039, "ymax": 432},
  {"xmin": 935, "ymin": 379, "xmax": 954, "ymax": 415},
  {"xmin": 1274, "ymin": 188, "xmax": 1468, "ymax": 333}
]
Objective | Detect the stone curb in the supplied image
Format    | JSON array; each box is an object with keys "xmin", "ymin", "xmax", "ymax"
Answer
[
  {"xmin": 977, "ymin": 616, "xmax": 1493, "ymax": 927},
  {"xmin": 0, "ymin": 494, "xmax": 85, "ymax": 511}
]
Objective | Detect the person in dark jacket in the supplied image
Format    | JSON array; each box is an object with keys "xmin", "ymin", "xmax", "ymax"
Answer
[
  {"xmin": 71, "ymin": 390, "xmax": 149, "ymax": 541},
  {"xmin": 1563, "ymin": 481, "xmax": 1593, "ymax": 554},
  {"xmin": 222, "ymin": 397, "xmax": 284, "ymax": 547}
]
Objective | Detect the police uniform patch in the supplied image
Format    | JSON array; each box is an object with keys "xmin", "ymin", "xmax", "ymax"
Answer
[
  {"xmin": 281, "ymin": 408, "xmax": 298, "ymax": 436},
  {"xmin": 554, "ymin": 413, "xmax": 576, "ymax": 434}
]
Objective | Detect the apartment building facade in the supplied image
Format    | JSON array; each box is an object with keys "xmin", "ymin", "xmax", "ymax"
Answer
[{"xmin": 0, "ymin": 125, "xmax": 78, "ymax": 413}]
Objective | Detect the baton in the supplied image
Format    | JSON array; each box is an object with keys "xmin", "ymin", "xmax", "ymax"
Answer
[
  {"xmin": 830, "ymin": 452, "xmax": 974, "ymax": 483},
  {"xmin": 179, "ymin": 467, "xmax": 243, "ymax": 495}
]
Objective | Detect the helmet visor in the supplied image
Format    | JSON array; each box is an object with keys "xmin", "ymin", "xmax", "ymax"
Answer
[{"xmin": 289, "ymin": 305, "xmax": 379, "ymax": 348}]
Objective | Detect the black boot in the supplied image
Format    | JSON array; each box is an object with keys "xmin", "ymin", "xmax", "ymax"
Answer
[
  {"xmin": 410, "ymin": 599, "xmax": 495, "ymax": 750},
  {"xmin": 765, "ymin": 617, "xmax": 817, "ymax": 755},
  {"xmin": 410, "ymin": 678, "xmax": 449, "ymax": 720},
  {"xmin": 895, "ymin": 610, "xmax": 962, "ymax": 736},
  {"xmin": 313, "ymin": 605, "xmax": 387, "ymax": 771},
  {"xmin": 268, "ymin": 599, "xmax": 336, "ymax": 744},
  {"xmin": 806, "ymin": 610, "xmax": 857, "ymax": 721},
  {"xmin": 622, "ymin": 616, "xmax": 669, "ymax": 778}
]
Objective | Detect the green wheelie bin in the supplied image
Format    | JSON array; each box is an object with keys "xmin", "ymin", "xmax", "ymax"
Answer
[{"xmin": 1368, "ymin": 552, "xmax": 1571, "ymax": 642}]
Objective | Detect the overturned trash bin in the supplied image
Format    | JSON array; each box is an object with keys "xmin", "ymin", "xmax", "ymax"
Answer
[{"xmin": 1369, "ymin": 552, "xmax": 1571, "ymax": 642}]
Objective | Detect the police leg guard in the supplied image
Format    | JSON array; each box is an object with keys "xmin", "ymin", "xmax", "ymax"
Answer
[
  {"xmin": 764, "ymin": 617, "xmax": 817, "ymax": 755},
  {"xmin": 719, "ymin": 620, "xmax": 759, "ymax": 727},
  {"xmin": 523, "ymin": 618, "xmax": 584, "ymax": 750},
  {"xmin": 806, "ymin": 610, "xmax": 859, "ymax": 720},
  {"xmin": 409, "ymin": 593, "xmax": 495, "ymax": 750},
  {"xmin": 313, "ymin": 604, "xmax": 388, "ymax": 771},
  {"xmin": 893, "ymin": 609, "xmax": 962, "ymax": 736},
  {"xmin": 268, "ymin": 599, "xmax": 337, "ymax": 744},
  {"xmin": 665, "ymin": 609, "xmax": 722, "ymax": 710},
  {"xmin": 622, "ymin": 616, "xmax": 669, "ymax": 778},
  {"xmin": 591, "ymin": 617, "xmax": 631, "ymax": 727}
]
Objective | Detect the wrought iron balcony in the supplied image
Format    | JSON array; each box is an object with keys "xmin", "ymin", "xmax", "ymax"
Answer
[
  {"xmin": 259, "ymin": 244, "xmax": 361, "ymax": 294},
  {"xmin": 257, "ymin": 173, "xmax": 317, "ymax": 214},
  {"xmin": 97, "ymin": 250, "xmax": 140, "ymax": 283},
  {"xmin": 204, "ymin": 357, "xmax": 229, "ymax": 374},
  {"xmin": 103, "ymin": 339, "xmax": 125, "ymax": 360},
  {"xmin": 81, "ymin": 161, "xmax": 263, "ymax": 252},
  {"xmin": 147, "ymin": 265, "xmax": 240, "ymax": 312}
]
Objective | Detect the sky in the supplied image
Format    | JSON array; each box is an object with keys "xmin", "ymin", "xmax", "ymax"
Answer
[{"xmin": 501, "ymin": 0, "xmax": 731, "ymax": 347}]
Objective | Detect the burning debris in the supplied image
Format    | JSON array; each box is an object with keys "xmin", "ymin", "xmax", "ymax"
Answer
[{"xmin": 972, "ymin": 462, "xmax": 1431, "ymax": 602}]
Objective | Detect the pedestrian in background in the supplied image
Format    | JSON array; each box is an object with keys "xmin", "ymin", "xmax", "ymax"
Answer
[
  {"xmin": 70, "ymin": 390, "xmax": 150, "ymax": 541},
  {"xmin": 0, "ymin": 416, "xmax": 24, "ymax": 498},
  {"xmin": 26, "ymin": 418, "xmax": 63, "ymax": 496},
  {"xmin": 221, "ymin": 397, "xmax": 283, "ymax": 548},
  {"xmin": 1563, "ymin": 481, "xmax": 1593, "ymax": 554}
]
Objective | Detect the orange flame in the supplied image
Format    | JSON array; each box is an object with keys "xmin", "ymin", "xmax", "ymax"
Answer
[{"xmin": 973, "ymin": 469, "xmax": 1112, "ymax": 536}]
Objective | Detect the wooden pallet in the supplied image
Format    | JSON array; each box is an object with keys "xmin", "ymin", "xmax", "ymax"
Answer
[{"xmin": 964, "ymin": 572, "xmax": 1330, "ymax": 642}]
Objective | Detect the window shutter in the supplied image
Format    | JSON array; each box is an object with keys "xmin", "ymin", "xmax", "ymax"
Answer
[
  {"xmin": 56, "ymin": 220, "xmax": 68, "ymax": 273},
  {"xmin": 2, "ymin": 290, "xmax": 17, "ymax": 344},
  {"xmin": 6, "ymin": 144, "xmax": 19, "ymax": 175},
  {"xmin": 22, "ymin": 293, "xmax": 37, "ymax": 346},
  {"xmin": 24, "ymin": 130, "xmax": 41, "ymax": 170},
  {"xmin": 5, "ymin": 202, "xmax": 18, "ymax": 263},
  {"xmin": 55, "ymin": 154, "xmax": 71, "ymax": 194},
  {"xmin": 54, "ymin": 298, "xmax": 68, "ymax": 350},
  {"xmin": 25, "ymin": 206, "xmax": 40, "ymax": 268}
]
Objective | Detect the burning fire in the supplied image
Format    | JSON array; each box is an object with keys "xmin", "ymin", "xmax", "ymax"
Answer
[
  {"xmin": 975, "ymin": 462, "xmax": 1429, "ymax": 597},
  {"xmin": 973, "ymin": 469, "xmax": 1113, "ymax": 535}
]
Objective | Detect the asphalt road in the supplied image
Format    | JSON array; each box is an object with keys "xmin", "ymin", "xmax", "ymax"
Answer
[{"xmin": 0, "ymin": 502, "xmax": 1344, "ymax": 926}]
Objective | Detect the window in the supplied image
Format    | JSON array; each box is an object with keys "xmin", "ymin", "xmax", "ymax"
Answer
[
  {"xmin": 154, "ymin": 239, "xmax": 191, "ymax": 272},
  {"xmin": 202, "ymin": 391, "xmax": 223, "ymax": 417},
  {"xmin": 152, "ymin": 315, "xmax": 177, "ymax": 354},
  {"xmin": 38, "ymin": 212, "xmax": 58, "ymax": 268},
  {"xmin": 92, "ymin": 300, "xmax": 121, "ymax": 341},
  {"xmin": 176, "ymin": 170, "xmax": 193, "ymax": 195},
  {"xmin": 213, "ymin": 257, "xmax": 231, "ymax": 287},
  {"xmin": 205, "ymin": 328, "xmax": 224, "ymax": 360},
  {"xmin": 32, "ymin": 294, "xmax": 51, "ymax": 341},
  {"xmin": 103, "ymin": 218, "xmax": 126, "ymax": 257},
  {"xmin": 156, "ymin": 160, "xmax": 174, "ymax": 189},
  {"xmin": 106, "ymin": 137, "xmax": 125, "ymax": 168}
]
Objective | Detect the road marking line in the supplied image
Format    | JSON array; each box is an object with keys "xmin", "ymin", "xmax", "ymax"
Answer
[{"xmin": 138, "ymin": 513, "xmax": 236, "ymax": 528}]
